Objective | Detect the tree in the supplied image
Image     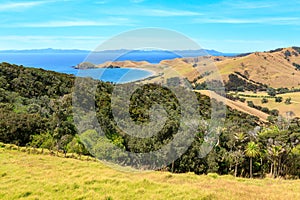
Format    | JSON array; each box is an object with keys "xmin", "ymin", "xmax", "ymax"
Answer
[
  {"xmin": 267, "ymin": 144, "xmax": 285, "ymax": 178},
  {"xmin": 267, "ymin": 88, "xmax": 276, "ymax": 97},
  {"xmin": 245, "ymin": 142, "xmax": 260, "ymax": 178},
  {"xmin": 237, "ymin": 86, "xmax": 244, "ymax": 92},
  {"xmin": 239, "ymin": 98, "xmax": 246, "ymax": 103},
  {"xmin": 285, "ymin": 97, "xmax": 292, "ymax": 105},
  {"xmin": 275, "ymin": 97, "xmax": 283, "ymax": 103},
  {"xmin": 67, "ymin": 135, "xmax": 87, "ymax": 158},
  {"xmin": 227, "ymin": 150, "xmax": 244, "ymax": 177},
  {"xmin": 225, "ymin": 132, "xmax": 247, "ymax": 177},
  {"xmin": 30, "ymin": 132, "xmax": 55, "ymax": 150},
  {"xmin": 261, "ymin": 98, "xmax": 268, "ymax": 104},
  {"xmin": 270, "ymin": 109, "xmax": 279, "ymax": 116},
  {"xmin": 247, "ymin": 101, "xmax": 254, "ymax": 108}
]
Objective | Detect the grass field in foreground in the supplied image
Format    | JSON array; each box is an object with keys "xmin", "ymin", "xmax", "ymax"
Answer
[{"xmin": 0, "ymin": 148, "xmax": 300, "ymax": 200}]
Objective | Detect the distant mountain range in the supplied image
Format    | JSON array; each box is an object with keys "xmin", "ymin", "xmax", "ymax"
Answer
[
  {"xmin": 0, "ymin": 48, "xmax": 239, "ymax": 57},
  {"xmin": 0, "ymin": 48, "xmax": 90, "ymax": 54}
]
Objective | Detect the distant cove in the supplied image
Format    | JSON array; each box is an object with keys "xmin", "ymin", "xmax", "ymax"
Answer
[{"xmin": 0, "ymin": 53, "xmax": 157, "ymax": 83}]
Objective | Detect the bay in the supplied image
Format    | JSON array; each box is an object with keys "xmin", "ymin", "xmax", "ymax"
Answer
[{"xmin": 0, "ymin": 53, "xmax": 161, "ymax": 83}]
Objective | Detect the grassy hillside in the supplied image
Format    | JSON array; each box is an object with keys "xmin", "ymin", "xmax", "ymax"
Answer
[
  {"xmin": 96, "ymin": 47, "xmax": 300, "ymax": 120},
  {"xmin": 94, "ymin": 47, "xmax": 300, "ymax": 89},
  {"xmin": 1, "ymin": 147, "xmax": 300, "ymax": 200},
  {"xmin": 232, "ymin": 91, "xmax": 300, "ymax": 117},
  {"xmin": 196, "ymin": 90, "xmax": 269, "ymax": 122},
  {"xmin": 203, "ymin": 47, "xmax": 300, "ymax": 88},
  {"xmin": 178, "ymin": 47, "xmax": 300, "ymax": 88}
]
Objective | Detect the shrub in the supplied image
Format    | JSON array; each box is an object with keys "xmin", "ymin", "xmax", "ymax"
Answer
[
  {"xmin": 275, "ymin": 96, "xmax": 283, "ymax": 103},
  {"xmin": 247, "ymin": 101, "xmax": 254, "ymax": 107},
  {"xmin": 207, "ymin": 173, "xmax": 219, "ymax": 179},
  {"xmin": 256, "ymin": 105, "xmax": 262, "ymax": 110},
  {"xmin": 239, "ymin": 98, "xmax": 246, "ymax": 103},
  {"xmin": 261, "ymin": 107, "xmax": 270, "ymax": 113},
  {"xmin": 292, "ymin": 46, "xmax": 300, "ymax": 53},
  {"xmin": 237, "ymin": 86, "xmax": 245, "ymax": 92},
  {"xmin": 267, "ymin": 88, "xmax": 276, "ymax": 97},
  {"xmin": 284, "ymin": 50, "xmax": 291, "ymax": 57},
  {"xmin": 261, "ymin": 98, "xmax": 268, "ymax": 104},
  {"xmin": 293, "ymin": 63, "xmax": 300, "ymax": 70},
  {"xmin": 270, "ymin": 109, "xmax": 279, "ymax": 116},
  {"xmin": 285, "ymin": 97, "xmax": 292, "ymax": 104}
]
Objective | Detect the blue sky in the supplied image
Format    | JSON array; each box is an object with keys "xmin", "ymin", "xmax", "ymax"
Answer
[{"xmin": 0, "ymin": 0, "xmax": 300, "ymax": 52}]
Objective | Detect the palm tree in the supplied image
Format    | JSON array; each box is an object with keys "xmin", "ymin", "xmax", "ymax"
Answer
[
  {"xmin": 267, "ymin": 144, "xmax": 286, "ymax": 178},
  {"xmin": 232, "ymin": 132, "xmax": 247, "ymax": 177},
  {"xmin": 245, "ymin": 142, "xmax": 260, "ymax": 178},
  {"xmin": 234, "ymin": 132, "xmax": 248, "ymax": 144},
  {"xmin": 227, "ymin": 149, "xmax": 244, "ymax": 177}
]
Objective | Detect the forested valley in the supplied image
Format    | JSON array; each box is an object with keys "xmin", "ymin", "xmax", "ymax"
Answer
[{"xmin": 0, "ymin": 62, "xmax": 299, "ymax": 179}]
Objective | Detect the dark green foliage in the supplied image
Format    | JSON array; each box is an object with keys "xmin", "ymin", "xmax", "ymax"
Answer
[
  {"xmin": 268, "ymin": 48, "xmax": 283, "ymax": 53},
  {"xmin": 239, "ymin": 98, "xmax": 246, "ymax": 103},
  {"xmin": 293, "ymin": 63, "xmax": 300, "ymax": 70},
  {"xmin": 0, "ymin": 110, "xmax": 46, "ymax": 146},
  {"xmin": 225, "ymin": 74, "xmax": 266, "ymax": 92},
  {"xmin": 275, "ymin": 96, "xmax": 283, "ymax": 103},
  {"xmin": 234, "ymin": 71, "xmax": 249, "ymax": 80},
  {"xmin": 246, "ymin": 99, "xmax": 279, "ymax": 116},
  {"xmin": 261, "ymin": 98, "xmax": 268, "ymax": 104},
  {"xmin": 284, "ymin": 50, "xmax": 291, "ymax": 58},
  {"xmin": 270, "ymin": 109, "xmax": 279, "ymax": 116},
  {"xmin": 267, "ymin": 88, "xmax": 276, "ymax": 97},
  {"xmin": 237, "ymin": 86, "xmax": 244, "ymax": 92},
  {"xmin": 261, "ymin": 107, "xmax": 269, "ymax": 113},
  {"xmin": 277, "ymin": 88, "xmax": 289, "ymax": 94},
  {"xmin": 236, "ymin": 52, "xmax": 252, "ymax": 57},
  {"xmin": 247, "ymin": 101, "xmax": 254, "ymax": 108},
  {"xmin": 285, "ymin": 97, "xmax": 292, "ymax": 104},
  {"xmin": 0, "ymin": 62, "xmax": 80, "ymax": 152},
  {"xmin": 166, "ymin": 77, "xmax": 181, "ymax": 87},
  {"xmin": 292, "ymin": 46, "xmax": 300, "ymax": 54},
  {"xmin": 0, "ymin": 62, "xmax": 74, "ymax": 98},
  {"xmin": 0, "ymin": 62, "xmax": 299, "ymax": 178},
  {"xmin": 194, "ymin": 82, "xmax": 207, "ymax": 90}
]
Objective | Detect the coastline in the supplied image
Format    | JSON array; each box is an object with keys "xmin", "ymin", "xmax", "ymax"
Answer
[
  {"xmin": 93, "ymin": 61, "xmax": 162, "ymax": 82},
  {"xmin": 114, "ymin": 67, "xmax": 158, "ymax": 83}
]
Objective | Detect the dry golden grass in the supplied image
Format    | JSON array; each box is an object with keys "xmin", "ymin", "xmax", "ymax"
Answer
[
  {"xmin": 1, "ymin": 147, "xmax": 300, "ymax": 200},
  {"xmin": 94, "ymin": 47, "xmax": 300, "ymax": 89},
  {"xmin": 196, "ymin": 90, "xmax": 269, "ymax": 121},
  {"xmin": 183, "ymin": 47, "xmax": 300, "ymax": 88},
  {"xmin": 212, "ymin": 47, "xmax": 300, "ymax": 88},
  {"xmin": 235, "ymin": 91, "xmax": 300, "ymax": 117}
]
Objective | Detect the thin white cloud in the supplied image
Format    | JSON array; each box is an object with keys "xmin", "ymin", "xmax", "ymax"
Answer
[
  {"xmin": 223, "ymin": 39, "xmax": 267, "ymax": 44},
  {"xmin": 102, "ymin": 8, "xmax": 202, "ymax": 17},
  {"xmin": 10, "ymin": 18, "xmax": 134, "ymax": 27},
  {"xmin": 94, "ymin": 1, "xmax": 108, "ymax": 4},
  {"xmin": 0, "ymin": 35, "xmax": 106, "ymax": 40},
  {"xmin": 193, "ymin": 17, "xmax": 300, "ymax": 25},
  {"xmin": 194, "ymin": 38, "xmax": 287, "ymax": 53},
  {"xmin": 197, "ymin": 38, "xmax": 268, "ymax": 44},
  {"xmin": 219, "ymin": 0, "xmax": 300, "ymax": 10},
  {"xmin": 0, "ymin": 1, "xmax": 50, "ymax": 11},
  {"xmin": 130, "ymin": 0, "xmax": 145, "ymax": 3},
  {"xmin": 0, "ymin": 35, "xmax": 108, "ymax": 50},
  {"xmin": 221, "ymin": 1, "xmax": 276, "ymax": 9},
  {"xmin": 145, "ymin": 9, "xmax": 202, "ymax": 17}
]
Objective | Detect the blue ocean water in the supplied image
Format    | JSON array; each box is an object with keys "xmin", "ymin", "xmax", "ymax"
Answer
[{"xmin": 0, "ymin": 52, "xmax": 176, "ymax": 83}]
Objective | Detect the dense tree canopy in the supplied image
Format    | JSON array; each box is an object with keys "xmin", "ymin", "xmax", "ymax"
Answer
[{"xmin": 0, "ymin": 62, "xmax": 299, "ymax": 178}]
